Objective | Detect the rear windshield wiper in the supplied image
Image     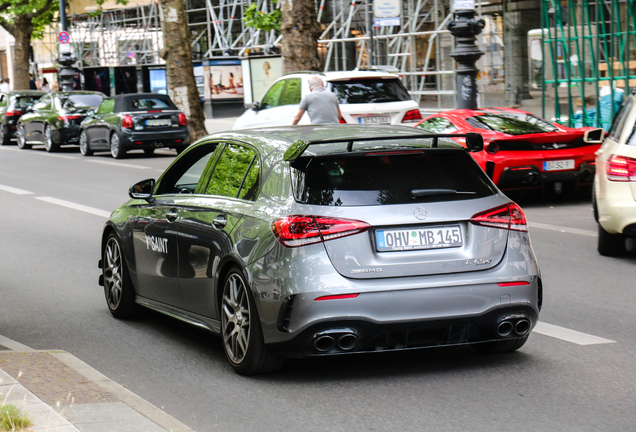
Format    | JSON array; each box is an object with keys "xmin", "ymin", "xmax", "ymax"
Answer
[{"xmin": 410, "ymin": 189, "xmax": 477, "ymax": 197}]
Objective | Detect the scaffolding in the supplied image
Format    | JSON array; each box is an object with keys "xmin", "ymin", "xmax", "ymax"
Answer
[
  {"xmin": 540, "ymin": 0, "xmax": 636, "ymax": 128},
  {"xmin": 32, "ymin": 0, "xmax": 510, "ymax": 108}
]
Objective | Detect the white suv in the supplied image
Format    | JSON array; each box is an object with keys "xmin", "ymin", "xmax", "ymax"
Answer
[
  {"xmin": 232, "ymin": 70, "xmax": 421, "ymax": 129},
  {"xmin": 593, "ymin": 90, "xmax": 636, "ymax": 256}
]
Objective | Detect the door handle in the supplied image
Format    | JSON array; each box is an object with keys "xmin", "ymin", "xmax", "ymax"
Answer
[
  {"xmin": 166, "ymin": 208, "xmax": 178, "ymax": 222},
  {"xmin": 213, "ymin": 214, "xmax": 227, "ymax": 229}
]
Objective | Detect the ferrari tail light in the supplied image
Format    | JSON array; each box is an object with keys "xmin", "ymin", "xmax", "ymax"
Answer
[
  {"xmin": 607, "ymin": 155, "xmax": 636, "ymax": 182},
  {"xmin": 122, "ymin": 115, "xmax": 134, "ymax": 129},
  {"xmin": 178, "ymin": 113, "xmax": 188, "ymax": 126},
  {"xmin": 402, "ymin": 109, "xmax": 422, "ymax": 122},
  {"xmin": 470, "ymin": 203, "xmax": 528, "ymax": 232},
  {"xmin": 272, "ymin": 216, "xmax": 371, "ymax": 248},
  {"xmin": 486, "ymin": 141, "xmax": 499, "ymax": 154},
  {"xmin": 339, "ymin": 117, "xmax": 347, "ymax": 124}
]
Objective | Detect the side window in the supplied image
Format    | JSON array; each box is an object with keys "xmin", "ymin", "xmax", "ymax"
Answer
[
  {"xmin": 608, "ymin": 99, "xmax": 634, "ymax": 141},
  {"xmin": 417, "ymin": 117, "xmax": 456, "ymax": 133},
  {"xmin": 278, "ymin": 78, "xmax": 302, "ymax": 106},
  {"xmin": 97, "ymin": 99, "xmax": 115, "ymax": 115},
  {"xmin": 204, "ymin": 144, "xmax": 260, "ymax": 200},
  {"xmin": 0, "ymin": 95, "xmax": 6, "ymax": 107},
  {"xmin": 155, "ymin": 144, "xmax": 218, "ymax": 195},
  {"xmin": 260, "ymin": 80, "xmax": 286, "ymax": 110}
]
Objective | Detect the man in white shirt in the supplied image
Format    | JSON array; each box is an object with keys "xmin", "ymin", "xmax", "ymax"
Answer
[{"xmin": 0, "ymin": 78, "xmax": 10, "ymax": 93}]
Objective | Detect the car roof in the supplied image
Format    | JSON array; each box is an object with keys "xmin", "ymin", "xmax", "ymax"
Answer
[
  {"xmin": 2, "ymin": 90, "xmax": 46, "ymax": 96},
  {"xmin": 282, "ymin": 70, "xmax": 400, "ymax": 81},
  {"xmin": 53, "ymin": 91, "xmax": 105, "ymax": 96},
  {"xmin": 207, "ymin": 125, "xmax": 463, "ymax": 157}
]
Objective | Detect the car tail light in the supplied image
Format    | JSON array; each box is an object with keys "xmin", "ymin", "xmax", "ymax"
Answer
[
  {"xmin": 272, "ymin": 216, "xmax": 371, "ymax": 248},
  {"xmin": 315, "ymin": 294, "xmax": 360, "ymax": 301},
  {"xmin": 486, "ymin": 141, "xmax": 499, "ymax": 154},
  {"xmin": 122, "ymin": 115, "xmax": 134, "ymax": 129},
  {"xmin": 148, "ymin": 110, "xmax": 163, "ymax": 113},
  {"xmin": 470, "ymin": 203, "xmax": 528, "ymax": 232},
  {"xmin": 58, "ymin": 115, "xmax": 83, "ymax": 121},
  {"xmin": 339, "ymin": 117, "xmax": 347, "ymax": 124},
  {"xmin": 607, "ymin": 155, "xmax": 636, "ymax": 182},
  {"xmin": 178, "ymin": 113, "xmax": 188, "ymax": 126},
  {"xmin": 402, "ymin": 109, "xmax": 422, "ymax": 122},
  {"xmin": 5, "ymin": 110, "xmax": 22, "ymax": 117},
  {"xmin": 497, "ymin": 281, "xmax": 530, "ymax": 287}
]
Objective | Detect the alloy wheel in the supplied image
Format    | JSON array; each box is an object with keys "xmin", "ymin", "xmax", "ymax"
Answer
[
  {"xmin": 44, "ymin": 127, "xmax": 53, "ymax": 151},
  {"xmin": 222, "ymin": 273, "xmax": 251, "ymax": 365},
  {"xmin": 16, "ymin": 125, "xmax": 30, "ymax": 149},
  {"xmin": 110, "ymin": 133, "xmax": 122, "ymax": 158},
  {"xmin": 79, "ymin": 131, "xmax": 92, "ymax": 156},
  {"xmin": 104, "ymin": 237, "xmax": 123, "ymax": 310}
]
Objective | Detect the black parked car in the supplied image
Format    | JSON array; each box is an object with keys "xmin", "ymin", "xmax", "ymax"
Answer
[
  {"xmin": 0, "ymin": 90, "xmax": 46, "ymax": 145},
  {"xmin": 16, "ymin": 91, "xmax": 105, "ymax": 152},
  {"xmin": 79, "ymin": 93, "xmax": 190, "ymax": 158}
]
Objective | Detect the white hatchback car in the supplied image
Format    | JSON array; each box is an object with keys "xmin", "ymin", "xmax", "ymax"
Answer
[
  {"xmin": 232, "ymin": 70, "xmax": 421, "ymax": 129},
  {"xmin": 593, "ymin": 90, "xmax": 636, "ymax": 256}
]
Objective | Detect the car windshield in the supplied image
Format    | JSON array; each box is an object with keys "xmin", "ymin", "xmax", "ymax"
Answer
[
  {"xmin": 327, "ymin": 78, "xmax": 412, "ymax": 104},
  {"xmin": 128, "ymin": 97, "xmax": 175, "ymax": 111},
  {"xmin": 466, "ymin": 114, "xmax": 556, "ymax": 135},
  {"xmin": 292, "ymin": 150, "xmax": 496, "ymax": 206},
  {"xmin": 61, "ymin": 94, "xmax": 104, "ymax": 109},
  {"xmin": 492, "ymin": 111, "xmax": 559, "ymax": 132}
]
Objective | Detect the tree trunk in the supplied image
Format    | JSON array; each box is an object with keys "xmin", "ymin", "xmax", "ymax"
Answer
[
  {"xmin": 280, "ymin": 0, "xmax": 322, "ymax": 73},
  {"xmin": 12, "ymin": 15, "xmax": 33, "ymax": 91},
  {"xmin": 158, "ymin": 0, "xmax": 207, "ymax": 141}
]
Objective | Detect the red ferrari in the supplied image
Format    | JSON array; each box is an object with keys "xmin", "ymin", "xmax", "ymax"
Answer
[{"xmin": 416, "ymin": 108, "xmax": 605, "ymax": 193}]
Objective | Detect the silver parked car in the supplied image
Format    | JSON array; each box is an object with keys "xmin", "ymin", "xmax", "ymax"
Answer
[{"xmin": 100, "ymin": 125, "xmax": 542, "ymax": 375}]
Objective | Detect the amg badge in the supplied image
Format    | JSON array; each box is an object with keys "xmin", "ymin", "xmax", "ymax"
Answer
[
  {"xmin": 466, "ymin": 259, "xmax": 492, "ymax": 266},
  {"xmin": 351, "ymin": 268, "xmax": 383, "ymax": 274}
]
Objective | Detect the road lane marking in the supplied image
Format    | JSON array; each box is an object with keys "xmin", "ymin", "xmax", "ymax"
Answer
[
  {"xmin": 86, "ymin": 159, "xmax": 151, "ymax": 169},
  {"xmin": 35, "ymin": 197, "xmax": 111, "ymax": 218},
  {"xmin": 534, "ymin": 322, "xmax": 616, "ymax": 345},
  {"xmin": 529, "ymin": 221, "xmax": 596, "ymax": 237},
  {"xmin": 0, "ymin": 184, "xmax": 33, "ymax": 195},
  {"xmin": 0, "ymin": 335, "xmax": 34, "ymax": 352}
]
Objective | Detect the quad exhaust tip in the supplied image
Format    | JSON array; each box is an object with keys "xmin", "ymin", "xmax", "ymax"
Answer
[
  {"xmin": 497, "ymin": 315, "xmax": 532, "ymax": 338},
  {"xmin": 313, "ymin": 330, "xmax": 358, "ymax": 352}
]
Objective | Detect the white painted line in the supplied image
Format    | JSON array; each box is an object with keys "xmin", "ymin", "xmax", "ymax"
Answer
[
  {"xmin": 86, "ymin": 159, "xmax": 151, "ymax": 169},
  {"xmin": 0, "ymin": 184, "xmax": 34, "ymax": 195},
  {"xmin": 35, "ymin": 197, "xmax": 112, "ymax": 218},
  {"xmin": 529, "ymin": 221, "xmax": 596, "ymax": 237},
  {"xmin": 0, "ymin": 335, "xmax": 35, "ymax": 352},
  {"xmin": 534, "ymin": 322, "xmax": 616, "ymax": 345},
  {"xmin": 38, "ymin": 153, "xmax": 78, "ymax": 160}
]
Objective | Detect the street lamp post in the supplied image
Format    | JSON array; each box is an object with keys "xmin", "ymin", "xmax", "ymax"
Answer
[
  {"xmin": 57, "ymin": 0, "xmax": 76, "ymax": 92},
  {"xmin": 447, "ymin": 0, "xmax": 484, "ymax": 109}
]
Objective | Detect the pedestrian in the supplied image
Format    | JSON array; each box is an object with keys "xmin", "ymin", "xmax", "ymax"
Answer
[
  {"xmin": 40, "ymin": 78, "xmax": 50, "ymax": 92},
  {"xmin": 292, "ymin": 76, "xmax": 342, "ymax": 125},
  {"xmin": 29, "ymin": 74, "xmax": 38, "ymax": 90},
  {"xmin": 0, "ymin": 77, "xmax": 10, "ymax": 92}
]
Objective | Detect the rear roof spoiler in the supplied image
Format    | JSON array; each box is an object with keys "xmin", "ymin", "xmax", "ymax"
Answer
[{"xmin": 283, "ymin": 133, "xmax": 484, "ymax": 161}]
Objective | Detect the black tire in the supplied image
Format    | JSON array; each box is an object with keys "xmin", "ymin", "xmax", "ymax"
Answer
[
  {"xmin": 103, "ymin": 234, "xmax": 139, "ymax": 318},
  {"xmin": 110, "ymin": 132, "xmax": 126, "ymax": 159},
  {"xmin": 144, "ymin": 148, "xmax": 155, "ymax": 156},
  {"xmin": 44, "ymin": 125, "xmax": 59, "ymax": 152},
  {"xmin": 221, "ymin": 266, "xmax": 284, "ymax": 375},
  {"xmin": 472, "ymin": 335, "xmax": 529, "ymax": 354},
  {"xmin": 0, "ymin": 125, "xmax": 8, "ymax": 145},
  {"xmin": 79, "ymin": 130, "xmax": 93, "ymax": 156},
  {"xmin": 598, "ymin": 224, "xmax": 625, "ymax": 256},
  {"xmin": 16, "ymin": 124, "xmax": 31, "ymax": 149}
]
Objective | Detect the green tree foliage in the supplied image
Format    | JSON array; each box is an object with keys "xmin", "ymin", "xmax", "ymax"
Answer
[
  {"xmin": 243, "ymin": 1, "xmax": 281, "ymax": 32},
  {"xmin": 0, "ymin": 0, "xmax": 57, "ymax": 39}
]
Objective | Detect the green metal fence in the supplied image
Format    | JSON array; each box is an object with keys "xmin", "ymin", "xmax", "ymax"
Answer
[{"xmin": 541, "ymin": 0, "xmax": 636, "ymax": 128}]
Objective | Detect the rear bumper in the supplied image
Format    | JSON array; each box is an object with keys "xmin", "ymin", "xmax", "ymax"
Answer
[
  {"xmin": 120, "ymin": 129, "xmax": 189, "ymax": 149},
  {"xmin": 497, "ymin": 161, "xmax": 595, "ymax": 190},
  {"xmin": 51, "ymin": 127, "xmax": 81, "ymax": 144},
  {"xmin": 597, "ymin": 180, "xmax": 636, "ymax": 235}
]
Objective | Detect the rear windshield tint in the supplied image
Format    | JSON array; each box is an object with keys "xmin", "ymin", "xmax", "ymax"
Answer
[
  {"xmin": 127, "ymin": 97, "xmax": 176, "ymax": 111},
  {"xmin": 292, "ymin": 150, "xmax": 497, "ymax": 206},
  {"xmin": 327, "ymin": 79, "xmax": 411, "ymax": 104},
  {"xmin": 466, "ymin": 114, "xmax": 554, "ymax": 135},
  {"xmin": 61, "ymin": 94, "xmax": 104, "ymax": 109},
  {"xmin": 11, "ymin": 96, "xmax": 41, "ymax": 110}
]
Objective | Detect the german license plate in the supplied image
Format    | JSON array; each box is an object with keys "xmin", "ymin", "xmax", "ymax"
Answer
[
  {"xmin": 359, "ymin": 116, "xmax": 390, "ymax": 125},
  {"xmin": 146, "ymin": 119, "xmax": 170, "ymax": 127},
  {"xmin": 543, "ymin": 159, "xmax": 574, "ymax": 171},
  {"xmin": 376, "ymin": 225, "xmax": 462, "ymax": 252}
]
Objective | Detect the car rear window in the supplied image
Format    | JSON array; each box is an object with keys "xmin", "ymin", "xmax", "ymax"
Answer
[
  {"xmin": 291, "ymin": 150, "xmax": 497, "ymax": 206},
  {"xmin": 11, "ymin": 96, "xmax": 42, "ymax": 110},
  {"xmin": 466, "ymin": 114, "xmax": 555, "ymax": 135},
  {"xmin": 327, "ymin": 78, "xmax": 412, "ymax": 104},
  {"xmin": 127, "ymin": 97, "xmax": 176, "ymax": 111},
  {"xmin": 61, "ymin": 94, "xmax": 104, "ymax": 109}
]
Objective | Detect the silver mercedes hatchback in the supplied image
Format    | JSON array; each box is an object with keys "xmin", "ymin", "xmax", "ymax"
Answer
[{"xmin": 100, "ymin": 125, "xmax": 542, "ymax": 375}]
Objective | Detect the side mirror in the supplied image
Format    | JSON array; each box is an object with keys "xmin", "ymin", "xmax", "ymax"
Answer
[
  {"xmin": 251, "ymin": 101, "xmax": 260, "ymax": 111},
  {"xmin": 129, "ymin": 178, "xmax": 156, "ymax": 203},
  {"xmin": 465, "ymin": 132, "xmax": 484, "ymax": 152}
]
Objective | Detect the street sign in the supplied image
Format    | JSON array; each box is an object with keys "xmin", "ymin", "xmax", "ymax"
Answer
[
  {"xmin": 58, "ymin": 31, "xmax": 70, "ymax": 44},
  {"xmin": 374, "ymin": 17, "xmax": 401, "ymax": 26},
  {"xmin": 454, "ymin": 0, "xmax": 475, "ymax": 10},
  {"xmin": 127, "ymin": 52, "xmax": 136, "ymax": 59},
  {"xmin": 374, "ymin": 0, "xmax": 401, "ymax": 18}
]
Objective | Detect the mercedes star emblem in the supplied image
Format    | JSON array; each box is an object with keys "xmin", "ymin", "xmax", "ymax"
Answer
[{"xmin": 413, "ymin": 207, "xmax": 427, "ymax": 220}]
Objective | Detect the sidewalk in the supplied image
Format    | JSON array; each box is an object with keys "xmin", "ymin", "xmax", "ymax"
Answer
[{"xmin": 0, "ymin": 338, "xmax": 194, "ymax": 432}]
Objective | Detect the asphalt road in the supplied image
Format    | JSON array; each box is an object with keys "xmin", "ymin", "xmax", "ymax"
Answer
[{"xmin": 1, "ymin": 142, "xmax": 635, "ymax": 432}]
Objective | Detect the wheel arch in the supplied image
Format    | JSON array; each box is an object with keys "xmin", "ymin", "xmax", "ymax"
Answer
[{"xmin": 215, "ymin": 255, "xmax": 251, "ymax": 316}]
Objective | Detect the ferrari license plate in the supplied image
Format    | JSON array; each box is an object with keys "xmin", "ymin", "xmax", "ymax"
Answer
[
  {"xmin": 376, "ymin": 225, "xmax": 462, "ymax": 252},
  {"xmin": 543, "ymin": 159, "xmax": 575, "ymax": 171},
  {"xmin": 146, "ymin": 119, "xmax": 170, "ymax": 127},
  {"xmin": 359, "ymin": 116, "xmax": 391, "ymax": 125}
]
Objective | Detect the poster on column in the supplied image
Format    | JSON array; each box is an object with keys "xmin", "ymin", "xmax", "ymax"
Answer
[
  {"xmin": 250, "ymin": 57, "xmax": 283, "ymax": 102},
  {"xmin": 209, "ymin": 59, "xmax": 243, "ymax": 100}
]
